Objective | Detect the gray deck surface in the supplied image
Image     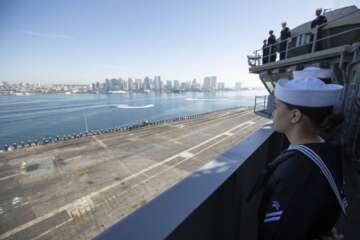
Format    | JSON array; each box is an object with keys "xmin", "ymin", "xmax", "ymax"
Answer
[{"xmin": 0, "ymin": 108, "xmax": 268, "ymax": 240}]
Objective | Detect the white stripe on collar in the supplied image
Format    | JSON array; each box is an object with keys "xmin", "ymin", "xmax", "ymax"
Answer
[
  {"xmin": 288, "ymin": 137, "xmax": 325, "ymax": 150},
  {"xmin": 289, "ymin": 144, "xmax": 347, "ymax": 214}
]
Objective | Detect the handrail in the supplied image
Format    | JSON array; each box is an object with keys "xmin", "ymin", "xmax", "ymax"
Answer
[
  {"xmin": 254, "ymin": 95, "xmax": 268, "ymax": 113},
  {"xmin": 313, "ymin": 26, "xmax": 360, "ymax": 44},
  {"xmin": 249, "ymin": 26, "xmax": 360, "ymax": 66},
  {"xmin": 256, "ymin": 26, "xmax": 360, "ymax": 56},
  {"xmin": 252, "ymin": 8, "xmax": 360, "ymax": 57},
  {"xmin": 252, "ymin": 26, "xmax": 321, "ymax": 57}
]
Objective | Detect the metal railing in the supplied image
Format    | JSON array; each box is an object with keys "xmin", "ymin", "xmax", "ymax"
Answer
[
  {"xmin": 254, "ymin": 95, "xmax": 268, "ymax": 112},
  {"xmin": 247, "ymin": 26, "xmax": 360, "ymax": 67},
  {"xmin": 254, "ymin": 95, "xmax": 274, "ymax": 118}
]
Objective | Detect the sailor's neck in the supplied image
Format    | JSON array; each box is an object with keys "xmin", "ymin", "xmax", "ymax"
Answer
[{"xmin": 286, "ymin": 135, "xmax": 324, "ymax": 146}]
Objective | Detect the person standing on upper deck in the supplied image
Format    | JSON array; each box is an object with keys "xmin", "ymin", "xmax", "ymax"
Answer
[
  {"xmin": 267, "ymin": 30, "xmax": 277, "ymax": 62},
  {"xmin": 262, "ymin": 40, "xmax": 269, "ymax": 64},
  {"xmin": 279, "ymin": 22, "xmax": 291, "ymax": 60},
  {"xmin": 311, "ymin": 8, "xmax": 327, "ymax": 51},
  {"xmin": 311, "ymin": 8, "xmax": 327, "ymax": 29}
]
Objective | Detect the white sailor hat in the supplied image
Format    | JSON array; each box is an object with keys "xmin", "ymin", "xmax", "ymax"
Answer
[
  {"xmin": 293, "ymin": 66, "xmax": 332, "ymax": 79},
  {"xmin": 274, "ymin": 77, "xmax": 343, "ymax": 107}
]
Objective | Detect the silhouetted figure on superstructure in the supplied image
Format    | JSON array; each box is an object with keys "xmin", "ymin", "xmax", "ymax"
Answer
[
  {"xmin": 279, "ymin": 22, "xmax": 291, "ymax": 60},
  {"xmin": 267, "ymin": 30, "xmax": 277, "ymax": 62}
]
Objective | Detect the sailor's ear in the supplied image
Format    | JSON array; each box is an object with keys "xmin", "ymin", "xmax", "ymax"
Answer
[{"xmin": 290, "ymin": 109, "xmax": 302, "ymax": 123}]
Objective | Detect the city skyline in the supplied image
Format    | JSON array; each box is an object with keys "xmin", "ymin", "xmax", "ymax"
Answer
[
  {"xmin": 0, "ymin": 76, "xmax": 240, "ymax": 88},
  {"xmin": 1, "ymin": 75, "xmax": 253, "ymax": 95},
  {"xmin": 95, "ymin": 75, "xmax": 227, "ymax": 92},
  {"xmin": 0, "ymin": 0, "xmax": 358, "ymax": 87}
]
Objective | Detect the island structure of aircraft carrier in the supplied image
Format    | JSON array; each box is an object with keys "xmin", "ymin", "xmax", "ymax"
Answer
[{"xmin": 0, "ymin": 107, "xmax": 268, "ymax": 240}]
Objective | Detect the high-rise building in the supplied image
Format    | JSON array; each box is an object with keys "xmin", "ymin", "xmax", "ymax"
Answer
[
  {"xmin": 191, "ymin": 79, "xmax": 197, "ymax": 90},
  {"xmin": 154, "ymin": 76, "xmax": 162, "ymax": 92},
  {"xmin": 143, "ymin": 77, "xmax": 151, "ymax": 90},
  {"xmin": 118, "ymin": 78, "xmax": 125, "ymax": 90},
  {"xmin": 127, "ymin": 78, "xmax": 133, "ymax": 91},
  {"xmin": 110, "ymin": 78, "xmax": 120, "ymax": 90},
  {"xmin": 173, "ymin": 80, "xmax": 180, "ymax": 90},
  {"xmin": 135, "ymin": 79, "xmax": 142, "ymax": 90},
  {"xmin": 105, "ymin": 78, "xmax": 111, "ymax": 92},
  {"xmin": 203, "ymin": 76, "xmax": 217, "ymax": 91},
  {"xmin": 191, "ymin": 78, "xmax": 201, "ymax": 91},
  {"xmin": 203, "ymin": 77, "xmax": 211, "ymax": 91},
  {"xmin": 180, "ymin": 82, "xmax": 187, "ymax": 90},
  {"xmin": 165, "ymin": 80, "xmax": 172, "ymax": 90},
  {"xmin": 210, "ymin": 77, "xmax": 217, "ymax": 90}
]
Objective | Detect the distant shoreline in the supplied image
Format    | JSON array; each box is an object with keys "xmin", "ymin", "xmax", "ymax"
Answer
[{"xmin": 0, "ymin": 88, "xmax": 266, "ymax": 97}]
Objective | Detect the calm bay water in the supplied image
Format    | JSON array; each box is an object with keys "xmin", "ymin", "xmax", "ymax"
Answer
[{"xmin": 0, "ymin": 90, "xmax": 267, "ymax": 148}]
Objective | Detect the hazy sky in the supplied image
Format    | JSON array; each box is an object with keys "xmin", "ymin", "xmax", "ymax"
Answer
[{"xmin": 0, "ymin": 0, "xmax": 358, "ymax": 86}]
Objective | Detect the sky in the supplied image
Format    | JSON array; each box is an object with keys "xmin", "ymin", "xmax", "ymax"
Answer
[{"xmin": 0, "ymin": 0, "xmax": 358, "ymax": 87}]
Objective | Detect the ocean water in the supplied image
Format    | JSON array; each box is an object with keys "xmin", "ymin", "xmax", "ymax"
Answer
[{"xmin": 0, "ymin": 90, "xmax": 267, "ymax": 148}]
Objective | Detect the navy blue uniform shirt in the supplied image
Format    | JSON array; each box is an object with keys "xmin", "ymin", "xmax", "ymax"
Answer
[
  {"xmin": 256, "ymin": 143, "xmax": 343, "ymax": 240},
  {"xmin": 311, "ymin": 15, "xmax": 327, "ymax": 29}
]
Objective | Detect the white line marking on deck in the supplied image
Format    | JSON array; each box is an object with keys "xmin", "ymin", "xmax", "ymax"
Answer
[
  {"xmin": 224, "ymin": 132, "xmax": 234, "ymax": 136},
  {"xmin": 92, "ymin": 136, "xmax": 107, "ymax": 149},
  {"xmin": 166, "ymin": 138, "xmax": 185, "ymax": 146},
  {"xmin": 84, "ymin": 120, "xmax": 259, "ymax": 211},
  {"xmin": 31, "ymin": 218, "xmax": 73, "ymax": 240},
  {"xmin": 20, "ymin": 161, "xmax": 27, "ymax": 173},
  {"xmin": 179, "ymin": 152, "xmax": 194, "ymax": 158},
  {"xmin": 122, "ymin": 118, "xmax": 259, "ymax": 192},
  {"xmin": 0, "ymin": 173, "xmax": 23, "ymax": 182}
]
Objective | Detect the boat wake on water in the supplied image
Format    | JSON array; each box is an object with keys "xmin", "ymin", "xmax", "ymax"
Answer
[
  {"xmin": 114, "ymin": 104, "xmax": 155, "ymax": 109},
  {"xmin": 184, "ymin": 98, "xmax": 229, "ymax": 101}
]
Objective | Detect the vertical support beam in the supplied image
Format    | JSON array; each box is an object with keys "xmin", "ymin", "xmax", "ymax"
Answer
[
  {"xmin": 259, "ymin": 74, "xmax": 272, "ymax": 94},
  {"xmin": 263, "ymin": 96, "xmax": 266, "ymax": 112},
  {"xmin": 254, "ymin": 96, "xmax": 257, "ymax": 113},
  {"xmin": 311, "ymin": 28, "xmax": 318, "ymax": 53}
]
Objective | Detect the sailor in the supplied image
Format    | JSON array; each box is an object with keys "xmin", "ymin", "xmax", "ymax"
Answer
[
  {"xmin": 311, "ymin": 8, "xmax": 327, "ymax": 29},
  {"xmin": 279, "ymin": 22, "xmax": 291, "ymax": 60},
  {"xmin": 267, "ymin": 30, "xmax": 277, "ymax": 62},
  {"xmin": 311, "ymin": 8, "xmax": 328, "ymax": 51},
  {"xmin": 262, "ymin": 39, "xmax": 269, "ymax": 64},
  {"xmin": 293, "ymin": 66, "xmax": 333, "ymax": 83},
  {"xmin": 248, "ymin": 68, "xmax": 347, "ymax": 240}
]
